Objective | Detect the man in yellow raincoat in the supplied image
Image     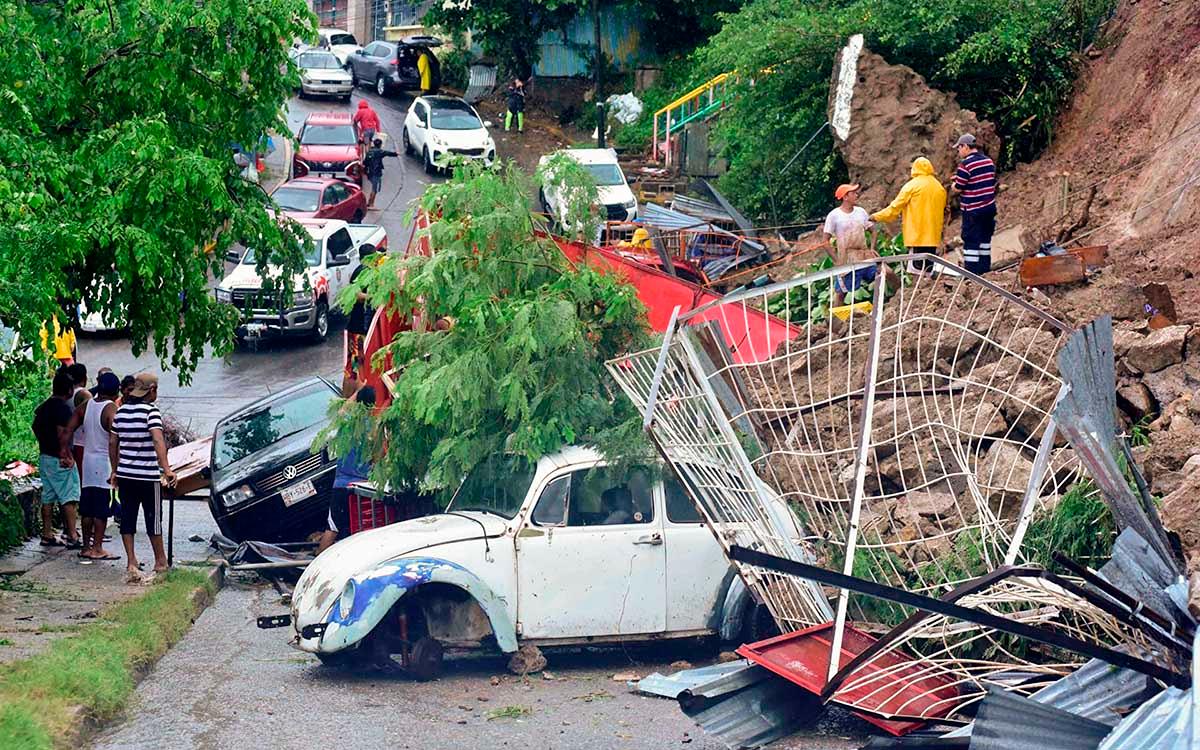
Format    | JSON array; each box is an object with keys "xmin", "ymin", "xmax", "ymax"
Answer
[
  {"xmin": 40, "ymin": 315, "xmax": 76, "ymax": 366},
  {"xmin": 871, "ymin": 157, "xmax": 947, "ymax": 272}
]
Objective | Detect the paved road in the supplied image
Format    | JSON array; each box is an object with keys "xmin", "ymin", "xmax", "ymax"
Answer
[
  {"xmin": 91, "ymin": 577, "xmax": 867, "ymax": 750},
  {"xmin": 78, "ymin": 87, "xmax": 435, "ymax": 438}
]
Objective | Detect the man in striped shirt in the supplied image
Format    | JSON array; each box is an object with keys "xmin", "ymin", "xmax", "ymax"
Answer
[
  {"xmin": 952, "ymin": 134, "xmax": 997, "ymax": 273},
  {"xmin": 108, "ymin": 372, "xmax": 177, "ymax": 584}
]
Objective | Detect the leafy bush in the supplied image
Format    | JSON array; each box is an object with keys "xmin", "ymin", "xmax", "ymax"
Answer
[
  {"xmin": 0, "ymin": 357, "xmax": 46, "ymax": 467},
  {"xmin": 436, "ymin": 29, "xmax": 474, "ymax": 92},
  {"xmin": 687, "ymin": 0, "xmax": 1118, "ymax": 224},
  {"xmin": 322, "ymin": 160, "xmax": 652, "ymax": 496}
]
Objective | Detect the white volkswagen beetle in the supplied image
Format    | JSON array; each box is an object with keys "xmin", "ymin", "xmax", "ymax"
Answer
[{"xmin": 278, "ymin": 446, "xmax": 809, "ymax": 678}]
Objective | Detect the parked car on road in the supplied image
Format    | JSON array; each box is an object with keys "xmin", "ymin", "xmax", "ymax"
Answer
[
  {"xmin": 215, "ymin": 218, "xmax": 386, "ymax": 343},
  {"xmin": 317, "ymin": 28, "xmax": 362, "ymax": 66},
  {"xmin": 271, "ymin": 177, "xmax": 367, "ymax": 222},
  {"xmin": 296, "ymin": 49, "xmax": 353, "ymax": 100},
  {"xmin": 402, "ymin": 95, "xmax": 496, "ymax": 174},
  {"xmin": 208, "ymin": 377, "xmax": 340, "ymax": 543},
  {"xmin": 347, "ymin": 37, "xmax": 441, "ymax": 97},
  {"xmin": 275, "ymin": 447, "xmax": 796, "ymax": 678},
  {"xmin": 293, "ymin": 112, "xmax": 363, "ymax": 185},
  {"xmin": 539, "ymin": 148, "xmax": 639, "ymax": 232}
]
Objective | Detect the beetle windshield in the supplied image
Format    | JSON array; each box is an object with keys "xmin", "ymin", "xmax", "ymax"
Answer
[{"xmin": 448, "ymin": 454, "xmax": 537, "ymax": 519}]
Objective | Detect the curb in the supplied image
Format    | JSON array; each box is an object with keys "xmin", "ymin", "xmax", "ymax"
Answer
[{"xmin": 190, "ymin": 562, "xmax": 228, "ymax": 611}]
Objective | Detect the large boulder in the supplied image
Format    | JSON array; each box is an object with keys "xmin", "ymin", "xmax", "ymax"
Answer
[
  {"xmin": 1121, "ymin": 325, "xmax": 1189, "ymax": 373},
  {"xmin": 828, "ymin": 35, "xmax": 1000, "ymax": 211},
  {"xmin": 1158, "ymin": 468, "xmax": 1200, "ymax": 617}
]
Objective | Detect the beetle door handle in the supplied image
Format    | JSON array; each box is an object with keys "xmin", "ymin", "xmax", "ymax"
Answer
[{"xmin": 634, "ymin": 533, "xmax": 663, "ymax": 546}]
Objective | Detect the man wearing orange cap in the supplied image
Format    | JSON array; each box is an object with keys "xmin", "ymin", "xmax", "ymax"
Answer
[{"xmin": 823, "ymin": 183, "xmax": 886, "ymax": 308}]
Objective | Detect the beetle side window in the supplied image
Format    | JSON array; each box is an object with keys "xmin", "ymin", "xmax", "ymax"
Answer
[
  {"xmin": 664, "ymin": 475, "xmax": 704, "ymax": 524},
  {"xmin": 566, "ymin": 466, "xmax": 654, "ymax": 526},
  {"xmin": 531, "ymin": 476, "xmax": 569, "ymax": 526}
]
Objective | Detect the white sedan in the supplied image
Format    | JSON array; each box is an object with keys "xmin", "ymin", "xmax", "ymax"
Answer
[
  {"xmin": 276, "ymin": 446, "xmax": 819, "ymax": 678},
  {"xmin": 296, "ymin": 50, "xmax": 353, "ymax": 101},
  {"xmin": 402, "ymin": 95, "xmax": 496, "ymax": 175}
]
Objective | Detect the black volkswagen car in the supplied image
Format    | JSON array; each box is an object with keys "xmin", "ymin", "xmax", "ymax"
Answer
[{"xmin": 208, "ymin": 377, "xmax": 340, "ymax": 543}]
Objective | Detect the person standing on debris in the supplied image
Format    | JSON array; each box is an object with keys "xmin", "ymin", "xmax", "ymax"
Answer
[
  {"xmin": 109, "ymin": 373, "xmax": 177, "ymax": 584},
  {"xmin": 951, "ymin": 134, "xmax": 997, "ymax": 274},
  {"xmin": 318, "ymin": 385, "xmax": 377, "ymax": 554},
  {"xmin": 352, "ymin": 99, "xmax": 381, "ymax": 148},
  {"xmin": 33, "ymin": 370, "xmax": 83, "ymax": 549},
  {"xmin": 822, "ymin": 183, "xmax": 898, "ymax": 308},
  {"xmin": 69, "ymin": 372, "xmax": 120, "ymax": 561},
  {"xmin": 363, "ymin": 138, "xmax": 398, "ymax": 209},
  {"xmin": 505, "ymin": 78, "xmax": 525, "ymax": 133},
  {"xmin": 342, "ymin": 246, "xmax": 384, "ymax": 395},
  {"xmin": 870, "ymin": 157, "xmax": 948, "ymax": 272}
]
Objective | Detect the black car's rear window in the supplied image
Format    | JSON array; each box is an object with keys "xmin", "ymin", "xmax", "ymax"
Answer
[{"xmin": 213, "ymin": 383, "xmax": 336, "ymax": 470}]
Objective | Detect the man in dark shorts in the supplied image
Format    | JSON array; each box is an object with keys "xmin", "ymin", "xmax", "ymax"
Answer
[
  {"xmin": 318, "ymin": 386, "xmax": 376, "ymax": 554},
  {"xmin": 32, "ymin": 370, "xmax": 82, "ymax": 548},
  {"xmin": 362, "ymin": 138, "xmax": 398, "ymax": 208},
  {"xmin": 109, "ymin": 372, "xmax": 177, "ymax": 583},
  {"xmin": 70, "ymin": 372, "xmax": 120, "ymax": 560},
  {"xmin": 342, "ymin": 246, "xmax": 383, "ymax": 395}
]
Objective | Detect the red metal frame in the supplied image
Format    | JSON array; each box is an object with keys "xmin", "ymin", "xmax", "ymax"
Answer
[{"xmin": 737, "ymin": 623, "xmax": 960, "ymax": 736}]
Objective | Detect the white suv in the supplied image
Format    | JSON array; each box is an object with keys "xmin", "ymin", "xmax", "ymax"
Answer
[
  {"xmin": 539, "ymin": 148, "xmax": 639, "ymax": 228},
  {"xmin": 402, "ymin": 95, "xmax": 496, "ymax": 174}
]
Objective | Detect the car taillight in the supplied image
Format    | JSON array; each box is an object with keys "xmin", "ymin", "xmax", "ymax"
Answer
[
  {"xmin": 293, "ymin": 159, "xmax": 309, "ymax": 177},
  {"xmin": 390, "ymin": 59, "xmax": 398, "ymax": 66},
  {"xmin": 347, "ymin": 162, "xmax": 362, "ymax": 176}
]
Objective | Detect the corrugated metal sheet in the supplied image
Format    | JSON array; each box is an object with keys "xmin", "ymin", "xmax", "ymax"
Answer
[
  {"xmin": 534, "ymin": 7, "xmax": 650, "ymax": 78},
  {"xmin": 463, "ymin": 63, "xmax": 497, "ymax": 104},
  {"xmin": 1098, "ymin": 686, "xmax": 1195, "ymax": 749},
  {"xmin": 969, "ymin": 688, "xmax": 1111, "ymax": 750},
  {"xmin": 1022, "ymin": 659, "xmax": 1156, "ymax": 727},
  {"xmin": 637, "ymin": 660, "xmax": 756, "ymax": 699},
  {"xmin": 1098, "ymin": 527, "xmax": 1188, "ymax": 630},
  {"xmin": 676, "ymin": 662, "xmax": 823, "ymax": 750},
  {"xmin": 671, "ymin": 194, "xmax": 734, "ymax": 224}
]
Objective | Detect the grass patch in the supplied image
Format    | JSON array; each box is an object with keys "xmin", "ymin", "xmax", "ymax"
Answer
[
  {"xmin": 0, "ymin": 568, "xmax": 213, "ymax": 750},
  {"xmin": 486, "ymin": 705, "xmax": 532, "ymax": 721},
  {"xmin": 1023, "ymin": 481, "xmax": 1115, "ymax": 571}
]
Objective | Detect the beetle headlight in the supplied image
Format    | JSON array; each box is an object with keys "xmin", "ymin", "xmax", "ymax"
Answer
[
  {"xmin": 337, "ymin": 581, "xmax": 356, "ymax": 619},
  {"xmin": 222, "ymin": 484, "xmax": 254, "ymax": 507}
]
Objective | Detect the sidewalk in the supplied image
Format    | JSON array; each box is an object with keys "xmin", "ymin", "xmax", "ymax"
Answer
[{"xmin": 0, "ymin": 499, "xmax": 220, "ymax": 666}]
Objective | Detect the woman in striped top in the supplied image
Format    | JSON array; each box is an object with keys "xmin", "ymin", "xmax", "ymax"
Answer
[{"xmin": 108, "ymin": 372, "xmax": 177, "ymax": 584}]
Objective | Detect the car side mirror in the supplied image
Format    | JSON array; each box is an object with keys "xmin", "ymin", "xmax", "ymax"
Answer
[
  {"xmin": 200, "ymin": 466, "xmax": 212, "ymax": 480},
  {"xmin": 329, "ymin": 253, "xmax": 351, "ymax": 267},
  {"xmin": 355, "ymin": 49, "xmax": 364, "ymax": 56},
  {"xmin": 483, "ymin": 120, "xmax": 493, "ymax": 128}
]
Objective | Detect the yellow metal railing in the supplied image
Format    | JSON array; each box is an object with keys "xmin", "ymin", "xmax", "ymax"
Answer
[{"xmin": 652, "ymin": 72, "xmax": 733, "ymax": 167}]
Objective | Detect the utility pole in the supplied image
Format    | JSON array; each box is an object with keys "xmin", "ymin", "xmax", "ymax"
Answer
[{"xmin": 594, "ymin": 0, "xmax": 605, "ymax": 148}]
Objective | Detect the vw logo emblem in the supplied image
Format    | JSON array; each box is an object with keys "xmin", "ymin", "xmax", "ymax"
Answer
[{"xmin": 283, "ymin": 465, "xmax": 297, "ymax": 480}]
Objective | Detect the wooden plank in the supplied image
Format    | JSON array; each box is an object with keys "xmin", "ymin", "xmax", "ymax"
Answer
[
  {"xmin": 167, "ymin": 436, "xmax": 212, "ymax": 497},
  {"xmin": 1019, "ymin": 255, "xmax": 1086, "ymax": 287}
]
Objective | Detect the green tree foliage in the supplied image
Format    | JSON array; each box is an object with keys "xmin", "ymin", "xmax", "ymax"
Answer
[
  {"xmin": 321, "ymin": 161, "xmax": 651, "ymax": 494},
  {"xmin": 0, "ymin": 0, "xmax": 313, "ymax": 382},
  {"xmin": 689, "ymin": 0, "xmax": 1116, "ymax": 223}
]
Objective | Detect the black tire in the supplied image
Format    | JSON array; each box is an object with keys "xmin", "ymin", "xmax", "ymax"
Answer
[
  {"xmin": 341, "ymin": 94, "xmax": 351, "ymax": 103},
  {"xmin": 423, "ymin": 147, "xmax": 436, "ymax": 176},
  {"xmin": 741, "ymin": 602, "xmax": 780, "ymax": 645},
  {"xmin": 375, "ymin": 74, "xmax": 388, "ymax": 97},
  {"xmin": 352, "ymin": 208, "xmax": 365, "ymax": 223},
  {"xmin": 408, "ymin": 637, "xmax": 443, "ymax": 681},
  {"xmin": 297, "ymin": 88, "xmax": 307, "ymax": 100},
  {"xmin": 311, "ymin": 300, "xmax": 330, "ymax": 342},
  {"xmin": 350, "ymin": 67, "xmax": 359, "ymax": 88},
  {"xmin": 402, "ymin": 128, "xmax": 414, "ymax": 157}
]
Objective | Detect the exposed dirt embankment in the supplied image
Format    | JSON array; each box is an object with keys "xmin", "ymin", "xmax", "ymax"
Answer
[{"xmin": 999, "ymin": 0, "xmax": 1200, "ymax": 324}]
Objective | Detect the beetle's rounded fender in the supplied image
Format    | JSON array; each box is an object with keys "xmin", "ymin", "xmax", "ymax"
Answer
[{"xmin": 320, "ymin": 556, "xmax": 518, "ymax": 654}]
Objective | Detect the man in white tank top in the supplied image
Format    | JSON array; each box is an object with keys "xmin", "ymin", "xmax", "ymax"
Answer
[{"xmin": 67, "ymin": 372, "xmax": 120, "ymax": 560}]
